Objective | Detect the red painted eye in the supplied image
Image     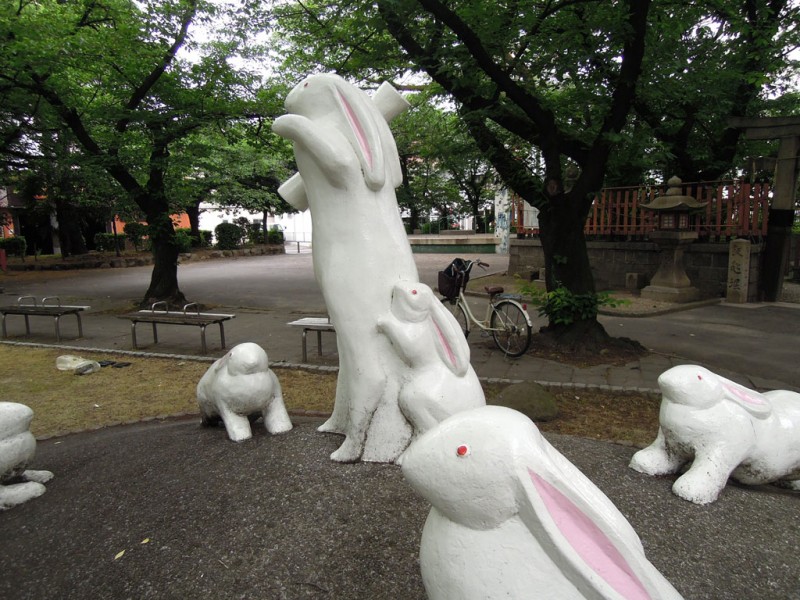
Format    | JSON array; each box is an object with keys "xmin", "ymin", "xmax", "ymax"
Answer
[
  {"xmin": 456, "ymin": 445, "xmax": 469, "ymax": 457},
  {"xmin": 411, "ymin": 289, "xmax": 418, "ymax": 295},
  {"xmin": 697, "ymin": 374, "xmax": 703, "ymax": 380},
  {"xmin": 304, "ymin": 81, "xmax": 309, "ymax": 87}
]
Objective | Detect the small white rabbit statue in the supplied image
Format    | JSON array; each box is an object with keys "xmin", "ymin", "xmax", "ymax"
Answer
[
  {"xmin": 377, "ymin": 281, "xmax": 484, "ymax": 435},
  {"xmin": 0, "ymin": 402, "xmax": 53, "ymax": 510},
  {"xmin": 197, "ymin": 343, "xmax": 292, "ymax": 442},
  {"xmin": 401, "ymin": 405, "xmax": 684, "ymax": 599},
  {"xmin": 630, "ymin": 364, "xmax": 800, "ymax": 504}
]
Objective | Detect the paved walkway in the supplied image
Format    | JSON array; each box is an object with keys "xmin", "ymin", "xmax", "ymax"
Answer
[
  {"xmin": 1, "ymin": 250, "xmax": 799, "ymax": 599},
  {"xmin": 2, "ymin": 250, "xmax": 798, "ymax": 393}
]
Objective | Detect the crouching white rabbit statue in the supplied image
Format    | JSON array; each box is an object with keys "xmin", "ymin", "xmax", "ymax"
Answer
[
  {"xmin": 401, "ymin": 405, "xmax": 683, "ymax": 600},
  {"xmin": 197, "ymin": 343, "xmax": 292, "ymax": 442},
  {"xmin": 630, "ymin": 364, "xmax": 800, "ymax": 505},
  {"xmin": 0, "ymin": 402, "xmax": 53, "ymax": 510}
]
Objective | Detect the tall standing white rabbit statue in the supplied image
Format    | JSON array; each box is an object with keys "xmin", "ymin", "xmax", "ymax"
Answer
[
  {"xmin": 630, "ymin": 364, "xmax": 800, "ymax": 505},
  {"xmin": 274, "ymin": 74, "xmax": 483, "ymax": 463},
  {"xmin": 401, "ymin": 406, "xmax": 684, "ymax": 600},
  {"xmin": 0, "ymin": 402, "xmax": 54, "ymax": 510}
]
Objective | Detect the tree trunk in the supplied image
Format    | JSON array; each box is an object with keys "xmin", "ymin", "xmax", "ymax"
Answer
[
  {"xmin": 141, "ymin": 212, "xmax": 186, "ymax": 308},
  {"xmin": 54, "ymin": 198, "xmax": 88, "ymax": 257},
  {"xmin": 185, "ymin": 200, "xmax": 201, "ymax": 239}
]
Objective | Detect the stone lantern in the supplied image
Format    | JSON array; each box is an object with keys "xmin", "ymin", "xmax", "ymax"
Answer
[{"xmin": 640, "ymin": 176, "xmax": 707, "ymax": 302}]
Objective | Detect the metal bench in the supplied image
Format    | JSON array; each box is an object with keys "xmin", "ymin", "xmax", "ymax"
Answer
[
  {"xmin": 0, "ymin": 296, "xmax": 88, "ymax": 342},
  {"xmin": 287, "ymin": 317, "xmax": 336, "ymax": 362},
  {"xmin": 119, "ymin": 302, "xmax": 235, "ymax": 354}
]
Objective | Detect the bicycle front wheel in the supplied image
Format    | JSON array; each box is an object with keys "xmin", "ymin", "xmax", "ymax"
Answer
[
  {"xmin": 445, "ymin": 299, "xmax": 470, "ymax": 338},
  {"xmin": 490, "ymin": 300, "xmax": 532, "ymax": 357}
]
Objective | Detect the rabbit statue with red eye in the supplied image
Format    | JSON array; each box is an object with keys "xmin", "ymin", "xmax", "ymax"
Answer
[
  {"xmin": 197, "ymin": 343, "xmax": 292, "ymax": 442},
  {"xmin": 273, "ymin": 74, "xmax": 425, "ymax": 463},
  {"xmin": 630, "ymin": 364, "xmax": 800, "ymax": 505},
  {"xmin": 0, "ymin": 402, "xmax": 53, "ymax": 510},
  {"xmin": 401, "ymin": 405, "xmax": 684, "ymax": 600},
  {"xmin": 377, "ymin": 281, "xmax": 485, "ymax": 436}
]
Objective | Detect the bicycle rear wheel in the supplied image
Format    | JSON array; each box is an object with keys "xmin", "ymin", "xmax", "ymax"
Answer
[
  {"xmin": 445, "ymin": 299, "xmax": 470, "ymax": 338},
  {"xmin": 490, "ymin": 300, "xmax": 532, "ymax": 357}
]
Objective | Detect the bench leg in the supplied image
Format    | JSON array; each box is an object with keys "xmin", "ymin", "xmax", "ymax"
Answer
[
  {"xmin": 24, "ymin": 315, "xmax": 30, "ymax": 336},
  {"xmin": 151, "ymin": 322, "xmax": 158, "ymax": 344},
  {"xmin": 1, "ymin": 314, "xmax": 6, "ymax": 339},
  {"xmin": 75, "ymin": 313, "xmax": 83, "ymax": 338},
  {"xmin": 301, "ymin": 329, "xmax": 309, "ymax": 362},
  {"xmin": 54, "ymin": 315, "xmax": 62, "ymax": 343},
  {"xmin": 131, "ymin": 322, "xmax": 139, "ymax": 349},
  {"xmin": 218, "ymin": 322, "xmax": 226, "ymax": 349},
  {"xmin": 200, "ymin": 325, "xmax": 207, "ymax": 354}
]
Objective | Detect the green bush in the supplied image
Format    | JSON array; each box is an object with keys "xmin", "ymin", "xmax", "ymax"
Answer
[
  {"xmin": 519, "ymin": 279, "xmax": 627, "ymax": 326},
  {"xmin": 197, "ymin": 230, "xmax": 212, "ymax": 248},
  {"xmin": 123, "ymin": 222, "xmax": 149, "ymax": 251},
  {"xmin": 267, "ymin": 226, "xmax": 284, "ymax": 244},
  {"xmin": 0, "ymin": 236, "xmax": 27, "ymax": 257},
  {"xmin": 93, "ymin": 233, "xmax": 126, "ymax": 253},
  {"xmin": 173, "ymin": 229, "xmax": 193, "ymax": 253},
  {"xmin": 175, "ymin": 228, "xmax": 210, "ymax": 250},
  {"xmin": 215, "ymin": 222, "xmax": 242, "ymax": 250}
]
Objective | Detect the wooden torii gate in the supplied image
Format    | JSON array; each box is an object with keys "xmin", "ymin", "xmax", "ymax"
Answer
[{"xmin": 730, "ymin": 116, "xmax": 800, "ymax": 301}]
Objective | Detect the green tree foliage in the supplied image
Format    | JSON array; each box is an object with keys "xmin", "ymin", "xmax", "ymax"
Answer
[
  {"xmin": 272, "ymin": 0, "xmax": 799, "ymax": 348},
  {"xmin": 0, "ymin": 0, "xmax": 276, "ymax": 306}
]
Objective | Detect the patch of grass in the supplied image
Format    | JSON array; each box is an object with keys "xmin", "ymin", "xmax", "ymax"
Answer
[{"xmin": 0, "ymin": 345, "xmax": 659, "ymax": 446}]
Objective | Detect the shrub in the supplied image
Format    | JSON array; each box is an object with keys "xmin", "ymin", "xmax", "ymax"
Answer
[
  {"xmin": 197, "ymin": 230, "xmax": 212, "ymax": 248},
  {"xmin": 267, "ymin": 226, "xmax": 284, "ymax": 244},
  {"xmin": 173, "ymin": 229, "xmax": 193, "ymax": 253},
  {"xmin": 215, "ymin": 222, "xmax": 242, "ymax": 250},
  {"xmin": 93, "ymin": 233, "xmax": 125, "ymax": 253},
  {"xmin": 519, "ymin": 279, "xmax": 627, "ymax": 326},
  {"xmin": 123, "ymin": 222, "xmax": 149, "ymax": 251},
  {"xmin": 0, "ymin": 236, "xmax": 27, "ymax": 257}
]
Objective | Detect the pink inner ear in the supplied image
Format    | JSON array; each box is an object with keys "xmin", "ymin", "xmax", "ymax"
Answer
[
  {"xmin": 337, "ymin": 90, "xmax": 373, "ymax": 169},
  {"xmin": 432, "ymin": 320, "xmax": 458, "ymax": 370},
  {"xmin": 528, "ymin": 469, "xmax": 651, "ymax": 600},
  {"xmin": 721, "ymin": 382, "xmax": 767, "ymax": 406}
]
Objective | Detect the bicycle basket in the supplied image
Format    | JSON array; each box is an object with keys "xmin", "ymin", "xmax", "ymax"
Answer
[
  {"xmin": 438, "ymin": 258, "xmax": 470, "ymax": 300},
  {"xmin": 438, "ymin": 270, "xmax": 462, "ymax": 300}
]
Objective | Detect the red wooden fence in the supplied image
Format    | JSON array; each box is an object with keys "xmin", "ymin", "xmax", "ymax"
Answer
[{"xmin": 511, "ymin": 180, "xmax": 771, "ymax": 240}]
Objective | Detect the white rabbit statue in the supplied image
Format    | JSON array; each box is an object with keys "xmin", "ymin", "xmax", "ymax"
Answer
[
  {"xmin": 0, "ymin": 402, "xmax": 54, "ymax": 510},
  {"xmin": 377, "ymin": 281, "xmax": 485, "ymax": 435},
  {"xmin": 197, "ymin": 343, "xmax": 292, "ymax": 442},
  {"xmin": 273, "ymin": 73, "xmax": 421, "ymax": 463},
  {"xmin": 401, "ymin": 405, "xmax": 684, "ymax": 600},
  {"xmin": 630, "ymin": 364, "xmax": 800, "ymax": 505}
]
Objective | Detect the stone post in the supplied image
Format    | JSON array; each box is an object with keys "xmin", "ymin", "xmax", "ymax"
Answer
[{"xmin": 726, "ymin": 238, "xmax": 751, "ymax": 303}]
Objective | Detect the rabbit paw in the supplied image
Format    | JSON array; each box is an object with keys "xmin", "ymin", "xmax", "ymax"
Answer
[
  {"xmin": 0, "ymin": 481, "xmax": 46, "ymax": 510},
  {"xmin": 22, "ymin": 469, "xmax": 53, "ymax": 484},
  {"xmin": 330, "ymin": 437, "xmax": 362, "ymax": 463}
]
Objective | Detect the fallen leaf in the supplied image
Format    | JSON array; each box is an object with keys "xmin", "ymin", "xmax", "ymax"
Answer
[
  {"xmin": 141, "ymin": 538, "xmax": 150, "ymax": 544},
  {"xmin": 114, "ymin": 550, "xmax": 125, "ymax": 560}
]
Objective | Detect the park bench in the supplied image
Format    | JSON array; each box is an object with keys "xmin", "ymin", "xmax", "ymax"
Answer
[
  {"xmin": 287, "ymin": 316, "xmax": 336, "ymax": 362},
  {"xmin": 119, "ymin": 302, "xmax": 235, "ymax": 354},
  {"xmin": 0, "ymin": 296, "xmax": 88, "ymax": 342}
]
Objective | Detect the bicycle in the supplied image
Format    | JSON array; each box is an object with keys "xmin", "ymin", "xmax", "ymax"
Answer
[{"xmin": 437, "ymin": 258, "xmax": 533, "ymax": 358}]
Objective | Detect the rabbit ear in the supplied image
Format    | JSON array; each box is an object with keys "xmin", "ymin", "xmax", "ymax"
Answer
[
  {"xmin": 335, "ymin": 85, "xmax": 386, "ymax": 191},
  {"xmin": 515, "ymin": 445, "xmax": 676, "ymax": 600},
  {"xmin": 718, "ymin": 377, "xmax": 772, "ymax": 419},
  {"xmin": 428, "ymin": 295, "xmax": 470, "ymax": 377}
]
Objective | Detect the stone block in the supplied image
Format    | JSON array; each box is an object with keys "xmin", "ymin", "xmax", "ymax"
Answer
[{"xmin": 625, "ymin": 272, "xmax": 646, "ymax": 290}]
